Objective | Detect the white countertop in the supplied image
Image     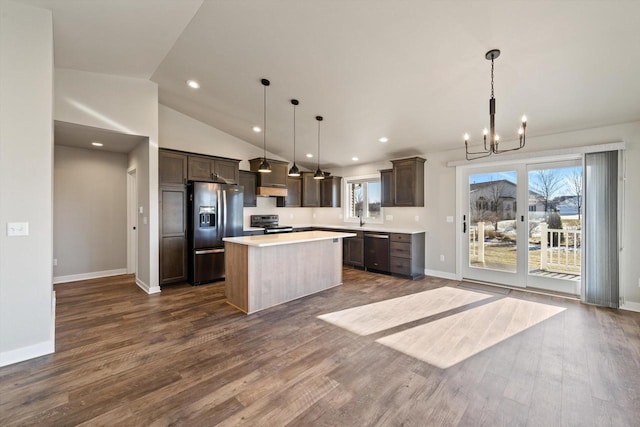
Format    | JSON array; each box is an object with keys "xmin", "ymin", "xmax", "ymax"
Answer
[
  {"xmin": 303, "ymin": 224, "xmax": 426, "ymax": 234},
  {"xmin": 225, "ymin": 230, "xmax": 357, "ymax": 247}
]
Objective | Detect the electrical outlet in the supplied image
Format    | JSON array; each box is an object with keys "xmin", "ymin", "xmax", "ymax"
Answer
[
  {"xmin": 440, "ymin": 255, "xmax": 445, "ymax": 262},
  {"xmin": 446, "ymin": 216, "xmax": 454, "ymax": 223},
  {"xmin": 386, "ymin": 215, "xmax": 393, "ymax": 221},
  {"xmin": 338, "ymin": 213, "xmax": 343, "ymax": 219},
  {"xmin": 414, "ymin": 215, "xmax": 419, "ymax": 222},
  {"xmin": 53, "ymin": 258, "xmax": 58, "ymax": 266},
  {"xmin": 638, "ymin": 277, "xmax": 640, "ymax": 288},
  {"xmin": 289, "ymin": 213, "xmax": 294, "ymax": 219},
  {"xmin": 313, "ymin": 213, "xmax": 316, "ymax": 219}
]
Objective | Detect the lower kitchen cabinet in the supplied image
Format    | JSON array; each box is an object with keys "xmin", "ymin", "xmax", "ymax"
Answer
[
  {"xmin": 389, "ymin": 232, "xmax": 425, "ymax": 279},
  {"xmin": 343, "ymin": 231, "xmax": 364, "ymax": 267}
]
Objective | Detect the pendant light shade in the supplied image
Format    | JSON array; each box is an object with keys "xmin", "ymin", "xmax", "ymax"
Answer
[
  {"xmin": 288, "ymin": 99, "xmax": 300, "ymax": 177},
  {"xmin": 313, "ymin": 115, "xmax": 324, "ymax": 180},
  {"xmin": 258, "ymin": 78, "xmax": 271, "ymax": 173}
]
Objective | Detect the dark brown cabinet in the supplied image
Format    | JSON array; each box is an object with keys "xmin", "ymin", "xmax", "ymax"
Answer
[
  {"xmin": 239, "ymin": 170, "xmax": 257, "ymax": 207},
  {"xmin": 343, "ymin": 230, "xmax": 364, "ymax": 267},
  {"xmin": 187, "ymin": 155, "xmax": 240, "ymax": 184},
  {"xmin": 159, "ymin": 151, "xmax": 187, "ymax": 186},
  {"xmin": 277, "ymin": 176, "xmax": 302, "ymax": 207},
  {"xmin": 392, "ymin": 157, "xmax": 425, "ymax": 206},
  {"xmin": 380, "ymin": 157, "xmax": 425, "ymax": 207},
  {"xmin": 380, "ymin": 169, "xmax": 394, "ymax": 208},
  {"xmin": 301, "ymin": 172, "xmax": 321, "ymax": 207},
  {"xmin": 321, "ymin": 176, "xmax": 342, "ymax": 207},
  {"xmin": 389, "ymin": 232, "xmax": 425, "ymax": 279},
  {"xmin": 159, "ymin": 186, "xmax": 187, "ymax": 285},
  {"xmin": 364, "ymin": 232, "xmax": 390, "ymax": 273}
]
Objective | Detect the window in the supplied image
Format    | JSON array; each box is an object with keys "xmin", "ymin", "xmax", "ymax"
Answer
[{"xmin": 344, "ymin": 174, "xmax": 382, "ymax": 223}]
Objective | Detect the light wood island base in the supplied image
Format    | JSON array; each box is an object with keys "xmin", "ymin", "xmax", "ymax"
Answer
[{"xmin": 224, "ymin": 231, "xmax": 355, "ymax": 314}]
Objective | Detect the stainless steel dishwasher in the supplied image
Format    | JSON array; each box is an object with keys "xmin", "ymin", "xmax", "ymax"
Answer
[{"xmin": 364, "ymin": 233, "xmax": 390, "ymax": 273}]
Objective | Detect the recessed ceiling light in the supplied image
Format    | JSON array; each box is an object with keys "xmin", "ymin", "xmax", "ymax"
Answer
[
  {"xmin": 306, "ymin": 153, "xmax": 313, "ymax": 158},
  {"xmin": 352, "ymin": 157, "xmax": 359, "ymax": 161},
  {"xmin": 378, "ymin": 137, "xmax": 389, "ymax": 143},
  {"xmin": 91, "ymin": 142, "xmax": 103, "ymax": 147},
  {"xmin": 186, "ymin": 79, "xmax": 200, "ymax": 89},
  {"xmin": 252, "ymin": 126, "xmax": 261, "ymax": 133}
]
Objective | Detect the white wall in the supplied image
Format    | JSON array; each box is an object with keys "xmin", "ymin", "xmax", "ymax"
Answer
[
  {"xmin": 54, "ymin": 68, "xmax": 159, "ymax": 293},
  {"xmin": 0, "ymin": 1, "xmax": 54, "ymax": 366},
  {"xmin": 53, "ymin": 146, "xmax": 127, "ymax": 281}
]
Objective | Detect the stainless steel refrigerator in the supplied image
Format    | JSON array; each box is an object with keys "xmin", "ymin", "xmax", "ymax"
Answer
[{"xmin": 188, "ymin": 181, "xmax": 243, "ymax": 285}]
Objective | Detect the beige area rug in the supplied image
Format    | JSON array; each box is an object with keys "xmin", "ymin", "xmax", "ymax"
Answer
[
  {"xmin": 376, "ymin": 297, "xmax": 566, "ymax": 369},
  {"xmin": 318, "ymin": 287, "xmax": 492, "ymax": 336}
]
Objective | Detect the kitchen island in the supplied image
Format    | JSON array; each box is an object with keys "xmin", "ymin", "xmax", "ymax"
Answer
[{"xmin": 223, "ymin": 230, "xmax": 356, "ymax": 314}]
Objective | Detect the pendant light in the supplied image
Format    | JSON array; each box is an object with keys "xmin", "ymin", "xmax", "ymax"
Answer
[
  {"xmin": 258, "ymin": 78, "xmax": 271, "ymax": 173},
  {"xmin": 464, "ymin": 49, "xmax": 528, "ymax": 161},
  {"xmin": 288, "ymin": 99, "xmax": 300, "ymax": 177},
  {"xmin": 313, "ymin": 115, "xmax": 324, "ymax": 180}
]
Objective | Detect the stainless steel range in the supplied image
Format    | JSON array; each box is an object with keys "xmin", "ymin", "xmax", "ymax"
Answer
[{"xmin": 250, "ymin": 215, "xmax": 293, "ymax": 234}]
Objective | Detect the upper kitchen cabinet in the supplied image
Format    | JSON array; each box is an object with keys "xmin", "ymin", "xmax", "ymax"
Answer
[
  {"xmin": 380, "ymin": 157, "xmax": 426, "ymax": 207},
  {"xmin": 249, "ymin": 158, "xmax": 288, "ymax": 197},
  {"xmin": 380, "ymin": 169, "xmax": 394, "ymax": 207},
  {"xmin": 321, "ymin": 176, "xmax": 341, "ymax": 207},
  {"xmin": 187, "ymin": 154, "xmax": 240, "ymax": 184},
  {"xmin": 393, "ymin": 157, "xmax": 425, "ymax": 206},
  {"xmin": 239, "ymin": 170, "xmax": 257, "ymax": 207},
  {"xmin": 159, "ymin": 151, "xmax": 187, "ymax": 186},
  {"xmin": 301, "ymin": 172, "xmax": 321, "ymax": 207},
  {"xmin": 277, "ymin": 176, "xmax": 302, "ymax": 207}
]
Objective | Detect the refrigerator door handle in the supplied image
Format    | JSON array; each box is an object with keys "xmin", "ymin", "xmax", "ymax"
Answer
[
  {"xmin": 195, "ymin": 248, "xmax": 225, "ymax": 255},
  {"xmin": 222, "ymin": 189, "xmax": 227, "ymax": 236}
]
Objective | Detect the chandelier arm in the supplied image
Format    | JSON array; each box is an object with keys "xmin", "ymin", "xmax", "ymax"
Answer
[
  {"xmin": 466, "ymin": 150, "xmax": 493, "ymax": 161},
  {"xmin": 493, "ymin": 144, "xmax": 527, "ymax": 154},
  {"xmin": 465, "ymin": 146, "xmax": 492, "ymax": 156}
]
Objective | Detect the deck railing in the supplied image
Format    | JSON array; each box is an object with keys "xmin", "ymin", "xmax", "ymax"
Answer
[
  {"xmin": 469, "ymin": 222, "xmax": 581, "ymax": 272},
  {"xmin": 539, "ymin": 223, "xmax": 581, "ymax": 271}
]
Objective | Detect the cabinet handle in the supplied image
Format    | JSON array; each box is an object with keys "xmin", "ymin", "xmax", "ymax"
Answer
[{"xmin": 366, "ymin": 234, "xmax": 389, "ymax": 239}]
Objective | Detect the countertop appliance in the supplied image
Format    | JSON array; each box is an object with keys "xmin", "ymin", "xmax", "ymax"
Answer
[
  {"xmin": 250, "ymin": 214, "xmax": 293, "ymax": 234},
  {"xmin": 188, "ymin": 181, "xmax": 243, "ymax": 285}
]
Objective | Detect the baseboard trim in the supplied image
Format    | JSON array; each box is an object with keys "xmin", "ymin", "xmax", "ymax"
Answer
[
  {"xmin": 621, "ymin": 301, "xmax": 640, "ymax": 312},
  {"xmin": 0, "ymin": 340, "xmax": 54, "ymax": 367},
  {"xmin": 53, "ymin": 268, "xmax": 127, "ymax": 284},
  {"xmin": 424, "ymin": 269, "xmax": 462, "ymax": 281},
  {"xmin": 136, "ymin": 278, "xmax": 161, "ymax": 295}
]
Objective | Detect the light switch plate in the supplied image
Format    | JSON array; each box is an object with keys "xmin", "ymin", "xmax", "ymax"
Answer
[
  {"xmin": 446, "ymin": 216, "xmax": 454, "ymax": 223},
  {"xmin": 386, "ymin": 215, "xmax": 393, "ymax": 221},
  {"xmin": 7, "ymin": 222, "xmax": 29, "ymax": 236}
]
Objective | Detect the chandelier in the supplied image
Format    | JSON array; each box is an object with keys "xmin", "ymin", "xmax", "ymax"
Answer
[{"xmin": 464, "ymin": 49, "xmax": 527, "ymax": 161}]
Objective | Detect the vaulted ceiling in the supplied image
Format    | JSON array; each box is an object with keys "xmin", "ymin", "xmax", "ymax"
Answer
[{"xmin": 25, "ymin": 0, "xmax": 640, "ymax": 168}]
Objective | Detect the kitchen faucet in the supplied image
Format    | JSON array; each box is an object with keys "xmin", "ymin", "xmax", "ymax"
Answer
[{"xmin": 359, "ymin": 215, "xmax": 365, "ymax": 227}]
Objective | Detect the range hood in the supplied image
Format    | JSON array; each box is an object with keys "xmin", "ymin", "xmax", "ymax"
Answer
[{"xmin": 249, "ymin": 158, "xmax": 289, "ymax": 197}]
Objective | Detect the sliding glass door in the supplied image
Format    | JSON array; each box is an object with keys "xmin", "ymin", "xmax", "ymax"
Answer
[
  {"xmin": 461, "ymin": 160, "xmax": 582, "ymax": 294},
  {"xmin": 462, "ymin": 165, "xmax": 527, "ymax": 287}
]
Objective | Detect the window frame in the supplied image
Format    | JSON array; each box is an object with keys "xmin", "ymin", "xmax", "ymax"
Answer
[{"xmin": 343, "ymin": 173, "xmax": 383, "ymax": 224}]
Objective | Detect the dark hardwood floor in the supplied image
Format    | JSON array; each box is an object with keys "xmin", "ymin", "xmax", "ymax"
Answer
[{"xmin": 1, "ymin": 269, "xmax": 639, "ymax": 426}]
